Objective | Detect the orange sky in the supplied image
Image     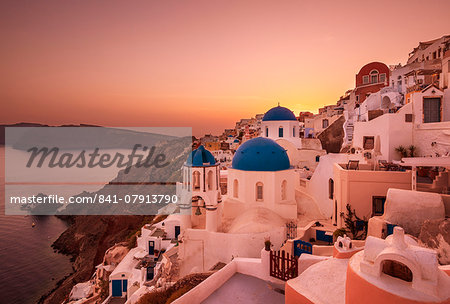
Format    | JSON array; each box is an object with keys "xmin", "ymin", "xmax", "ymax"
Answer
[{"xmin": 1, "ymin": 0, "xmax": 449, "ymax": 136}]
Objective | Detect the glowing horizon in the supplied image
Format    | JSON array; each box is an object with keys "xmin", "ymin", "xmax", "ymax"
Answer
[{"xmin": 1, "ymin": 0, "xmax": 449, "ymax": 136}]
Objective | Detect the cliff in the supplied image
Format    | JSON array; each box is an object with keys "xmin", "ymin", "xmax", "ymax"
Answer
[
  {"xmin": 39, "ymin": 215, "xmax": 153, "ymax": 304},
  {"xmin": 38, "ymin": 136, "xmax": 191, "ymax": 303}
]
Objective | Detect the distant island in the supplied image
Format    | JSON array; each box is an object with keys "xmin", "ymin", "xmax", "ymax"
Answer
[{"xmin": 0, "ymin": 123, "xmax": 179, "ymax": 150}]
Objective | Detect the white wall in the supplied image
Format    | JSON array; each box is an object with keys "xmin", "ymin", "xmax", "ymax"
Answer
[
  {"xmin": 226, "ymin": 168, "xmax": 297, "ymax": 219},
  {"xmin": 298, "ymin": 153, "xmax": 366, "ymax": 218},
  {"xmin": 276, "ymin": 138, "xmax": 326, "ymax": 170},
  {"xmin": 353, "ymin": 103, "xmax": 414, "ymax": 161},
  {"xmin": 262, "ymin": 120, "xmax": 300, "ymax": 139},
  {"xmin": 411, "ymin": 87, "xmax": 450, "ymax": 157},
  {"xmin": 178, "ymin": 227, "xmax": 285, "ymax": 276}
]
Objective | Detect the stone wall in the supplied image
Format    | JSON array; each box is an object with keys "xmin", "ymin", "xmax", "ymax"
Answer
[{"xmin": 317, "ymin": 116, "xmax": 345, "ymax": 153}]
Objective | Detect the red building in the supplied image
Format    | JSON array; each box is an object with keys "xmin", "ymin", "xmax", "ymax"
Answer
[
  {"xmin": 354, "ymin": 62, "xmax": 390, "ymax": 103},
  {"xmin": 297, "ymin": 111, "xmax": 314, "ymax": 122}
]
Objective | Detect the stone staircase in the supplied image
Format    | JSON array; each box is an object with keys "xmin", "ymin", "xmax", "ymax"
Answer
[
  {"xmin": 346, "ymin": 121, "xmax": 354, "ymax": 142},
  {"xmin": 417, "ymin": 171, "xmax": 449, "ymax": 193}
]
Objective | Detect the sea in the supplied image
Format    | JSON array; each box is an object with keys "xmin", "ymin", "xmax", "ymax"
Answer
[
  {"xmin": 0, "ymin": 146, "xmax": 129, "ymax": 303},
  {"xmin": 0, "ymin": 146, "xmax": 73, "ymax": 303}
]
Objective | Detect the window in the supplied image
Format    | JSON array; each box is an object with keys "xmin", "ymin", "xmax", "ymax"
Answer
[
  {"xmin": 356, "ymin": 95, "xmax": 359, "ymax": 102},
  {"xmin": 281, "ymin": 180, "xmax": 287, "ymax": 200},
  {"xmin": 363, "ymin": 75, "xmax": 369, "ymax": 84},
  {"xmin": 381, "ymin": 260, "xmax": 413, "ymax": 282},
  {"xmin": 193, "ymin": 171, "xmax": 201, "ymax": 190},
  {"xmin": 207, "ymin": 171, "xmax": 214, "ymax": 190},
  {"xmin": 405, "ymin": 114, "xmax": 413, "ymax": 122},
  {"xmin": 423, "ymin": 98, "xmax": 441, "ymax": 123},
  {"xmin": 329, "ymin": 179, "xmax": 334, "ymax": 199},
  {"xmin": 233, "ymin": 179, "xmax": 238, "ymax": 198},
  {"xmin": 293, "ymin": 127, "xmax": 296, "ymax": 137},
  {"xmin": 363, "ymin": 136, "xmax": 375, "ymax": 150},
  {"xmin": 322, "ymin": 119, "xmax": 329, "ymax": 128},
  {"xmin": 315, "ymin": 155, "xmax": 320, "ymax": 162},
  {"xmin": 372, "ymin": 196, "xmax": 386, "ymax": 216},
  {"xmin": 379, "ymin": 73, "xmax": 386, "ymax": 83},
  {"xmin": 256, "ymin": 182, "xmax": 263, "ymax": 201},
  {"xmin": 278, "ymin": 127, "xmax": 283, "ymax": 137},
  {"xmin": 370, "ymin": 70, "xmax": 379, "ymax": 83},
  {"xmin": 265, "ymin": 127, "xmax": 268, "ymax": 137}
]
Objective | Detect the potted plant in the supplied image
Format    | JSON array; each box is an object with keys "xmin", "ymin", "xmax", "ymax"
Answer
[
  {"xmin": 395, "ymin": 146, "xmax": 408, "ymax": 158},
  {"xmin": 408, "ymin": 145, "xmax": 417, "ymax": 157}
]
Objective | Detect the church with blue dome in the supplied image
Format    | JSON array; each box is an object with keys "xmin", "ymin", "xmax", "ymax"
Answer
[
  {"xmin": 232, "ymin": 137, "xmax": 291, "ymax": 171},
  {"xmin": 225, "ymin": 136, "xmax": 297, "ymax": 220},
  {"xmin": 260, "ymin": 105, "xmax": 326, "ymax": 171},
  {"xmin": 261, "ymin": 105, "xmax": 301, "ymax": 146},
  {"xmin": 262, "ymin": 105, "xmax": 298, "ymax": 122},
  {"xmin": 179, "ymin": 145, "xmax": 221, "ymax": 232},
  {"xmin": 186, "ymin": 145, "xmax": 216, "ymax": 167}
]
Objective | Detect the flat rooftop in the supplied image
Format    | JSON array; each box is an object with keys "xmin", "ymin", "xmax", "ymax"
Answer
[
  {"xmin": 151, "ymin": 228, "xmax": 165, "ymax": 237},
  {"xmin": 201, "ymin": 273, "xmax": 284, "ymax": 304}
]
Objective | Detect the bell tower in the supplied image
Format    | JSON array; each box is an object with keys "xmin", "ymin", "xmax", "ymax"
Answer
[{"xmin": 178, "ymin": 145, "xmax": 220, "ymax": 232}]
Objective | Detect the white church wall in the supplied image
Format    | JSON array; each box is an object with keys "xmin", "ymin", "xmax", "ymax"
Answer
[{"xmin": 225, "ymin": 168, "xmax": 296, "ymax": 219}]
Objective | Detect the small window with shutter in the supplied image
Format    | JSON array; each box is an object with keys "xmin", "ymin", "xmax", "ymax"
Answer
[
  {"xmin": 423, "ymin": 98, "xmax": 441, "ymax": 123},
  {"xmin": 405, "ymin": 114, "xmax": 413, "ymax": 122},
  {"xmin": 363, "ymin": 136, "xmax": 375, "ymax": 150}
]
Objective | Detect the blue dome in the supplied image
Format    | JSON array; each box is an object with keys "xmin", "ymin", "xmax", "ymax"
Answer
[
  {"xmin": 186, "ymin": 145, "xmax": 216, "ymax": 166},
  {"xmin": 232, "ymin": 137, "xmax": 290, "ymax": 171},
  {"xmin": 262, "ymin": 106, "xmax": 297, "ymax": 121},
  {"xmin": 233, "ymin": 139, "xmax": 239, "ymax": 143}
]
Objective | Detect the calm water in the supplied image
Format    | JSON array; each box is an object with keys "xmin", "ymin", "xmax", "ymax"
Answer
[
  {"xmin": 0, "ymin": 145, "xmax": 136, "ymax": 303},
  {"xmin": 0, "ymin": 213, "xmax": 73, "ymax": 304},
  {"xmin": 0, "ymin": 147, "xmax": 74, "ymax": 304}
]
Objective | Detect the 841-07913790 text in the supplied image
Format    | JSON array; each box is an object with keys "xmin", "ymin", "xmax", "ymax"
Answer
[{"xmin": 9, "ymin": 194, "xmax": 178, "ymax": 205}]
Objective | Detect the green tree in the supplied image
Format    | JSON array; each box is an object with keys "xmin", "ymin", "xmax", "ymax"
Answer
[{"xmin": 344, "ymin": 204, "xmax": 367, "ymax": 240}]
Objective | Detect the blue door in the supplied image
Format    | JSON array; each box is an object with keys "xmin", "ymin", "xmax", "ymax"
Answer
[
  {"xmin": 122, "ymin": 279, "xmax": 128, "ymax": 293},
  {"xmin": 175, "ymin": 226, "xmax": 180, "ymax": 239},
  {"xmin": 387, "ymin": 223, "xmax": 397, "ymax": 236},
  {"xmin": 111, "ymin": 280, "xmax": 122, "ymax": 297},
  {"xmin": 149, "ymin": 241, "xmax": 154, "ymax": 255},
  {"xmin": 294, "ymin": 240, "xmax": 312, "ymax": 257},
  {"xmin": 316, "ymin": 230, "xmax": 333, "ymax": 244}
]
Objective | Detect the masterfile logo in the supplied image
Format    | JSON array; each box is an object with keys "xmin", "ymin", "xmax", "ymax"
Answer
[{"xmin": 4, "ymin": 127, "xmax": 192, "ymax": 216}]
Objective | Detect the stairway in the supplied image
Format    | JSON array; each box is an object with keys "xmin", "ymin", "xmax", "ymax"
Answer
[
  {"xmin": 344, "ymin": 120, "xmax": 354, "ymax": 145},
  {"xmin": 417, "ymin": 171, "xmax": 449, "ymax": 193}
]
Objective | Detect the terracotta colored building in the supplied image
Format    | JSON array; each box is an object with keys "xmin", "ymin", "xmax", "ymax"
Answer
[
  {"xmin": 297, "ymin": 111, "xmax": 314, "ymax": 122},
  {"xmin": 354, "ymin": 62, "xmax": 390, "ymax": 103}
]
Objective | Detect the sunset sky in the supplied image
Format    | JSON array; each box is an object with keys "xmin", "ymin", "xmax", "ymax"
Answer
[{"xmin": 1, "ymin": 0, "xmax": 449, "ymax": 136}]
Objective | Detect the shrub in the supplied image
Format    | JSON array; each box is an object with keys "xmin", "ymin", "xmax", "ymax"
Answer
[
  {"xmin": 127, "ymin": 232, "xmax": 138, "ymax": 249},
  {"xmin": 343, "ymin": 204, "xmax": 367, "ymax": 240},
  {"xmin": 395, "ymin": 146, "xmax": 408, "ymax": 158},
  {"xmin": 165, "ymin": 286, "xmax": 191, "ymax": 304},
  {"xmin": 137, "ymin": 289, "xmax": 169, "ymax": 304},
  {"xmin": 333, "ymin": 228, "xmax": 347, "ymax": 242},
  {"xmin": 98, "ymin": 279, "xmax": 109, "ymax": 301}
]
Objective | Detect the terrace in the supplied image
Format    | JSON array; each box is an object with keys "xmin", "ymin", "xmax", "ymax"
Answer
[{"xmin": 201, "ymin": 273, "xmax": 284, "ymax": 304}]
